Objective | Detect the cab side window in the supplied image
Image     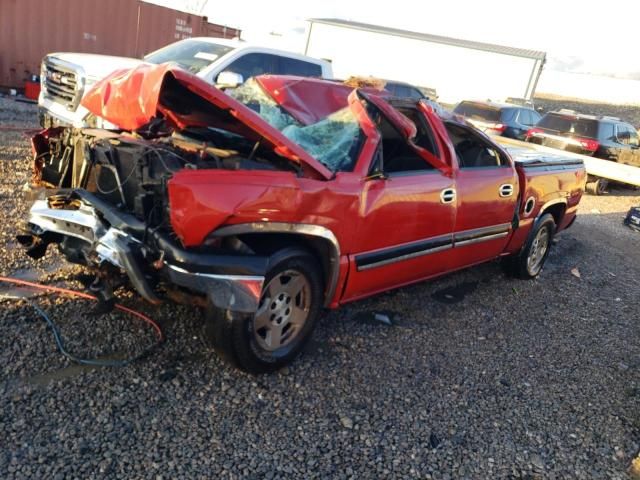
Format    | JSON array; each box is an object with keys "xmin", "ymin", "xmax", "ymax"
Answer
[
  {"xmin": 445, "ymin": 123, "xmax": 507, "ymax": 168},
  {"xmin": 374, "ymin": 108, "xmax": 439, "ymax": 175},
  {"xmin": 223, "ymin": 53, "xmax": 279, "ymax": 81}
]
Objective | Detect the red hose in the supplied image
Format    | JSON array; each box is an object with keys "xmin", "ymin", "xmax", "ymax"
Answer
[{"xmin": 0, "ymin": 276, "xmax": 163, "ymax": 341}]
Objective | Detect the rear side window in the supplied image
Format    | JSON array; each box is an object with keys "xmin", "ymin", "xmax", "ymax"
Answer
[
  {"xmin": 517, "ymin": 109, "xmax": 531, "ymax": 125},
  {"xmin": 518, "ymin": 109, "xmax": 538, "ymax": 126},
  {"xmin": 454, "ymin": 102, "xmax": 501, "ymax": 122},
  {"xmin": 531, "ymin": 110, "xmax": 542, "ymax": 125},
  {"xmin": 599, "ymin": 122, "xmax": 615, "ymax": 141},
  {"xmin": 278, "ymin": 57, "xmax": 322, "ymax": 77},
  {"xmin": 537, "ymin": 113, "xmax": 598, "ymax": 138}
]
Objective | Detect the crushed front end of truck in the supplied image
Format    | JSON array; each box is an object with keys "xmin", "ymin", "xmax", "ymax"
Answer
[
  {"xmin": 20, "ymin": 64, "xmax": 358, "ymax": 315},
  {"xmin": 23, "ymin": 126, "xmax": 272, "ymax": 313}
]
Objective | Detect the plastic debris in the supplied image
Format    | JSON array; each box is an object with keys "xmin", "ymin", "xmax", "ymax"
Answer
[{"xmin": 374, "ymin": 313, "xmax": 392, "ymax": 326}]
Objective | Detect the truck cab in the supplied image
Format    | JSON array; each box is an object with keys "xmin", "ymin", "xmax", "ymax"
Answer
[{"xmin": 39, "ymin": 37, "xmax": 333, "ymax": 128}]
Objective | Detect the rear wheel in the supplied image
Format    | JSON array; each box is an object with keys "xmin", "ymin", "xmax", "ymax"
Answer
[
  {"xmin": 502, "ymin": 213, "xmax": 556, "ymax": 279},
  {"xmin": 585, "ymin": 176, "xmax": 608, "ymax": 195},
  {"xmin": 205, "ymin": 251, "xmax": 323, "ymax": 374}
]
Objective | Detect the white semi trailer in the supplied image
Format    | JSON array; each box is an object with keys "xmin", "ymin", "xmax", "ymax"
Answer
[{"xmin": 304, "ymin": 18, "xmax": 546, "ymax": 104}]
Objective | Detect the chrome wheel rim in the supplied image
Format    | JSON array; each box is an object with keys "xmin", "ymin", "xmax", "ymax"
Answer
[
  {"xmin": 253, "ymin": 270, "xmax": 311, "ymax": 352},
  {"xmin": 527, "ymin": 227, "xmax": 549, "ymax": 274}
]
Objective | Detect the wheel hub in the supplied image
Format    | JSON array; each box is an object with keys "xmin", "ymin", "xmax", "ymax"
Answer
[
  {"xmin": 527, "ymin": 227, "xmax": 549, "ymax": 274},
  {"xmin": 253, "ymin": 270, "xmax": 311, "ymax": 352}
]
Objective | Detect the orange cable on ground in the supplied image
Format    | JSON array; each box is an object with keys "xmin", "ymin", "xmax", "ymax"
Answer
[{"xmin": 0, "ymin": 275, "xmax": 163, "ymax": 342}]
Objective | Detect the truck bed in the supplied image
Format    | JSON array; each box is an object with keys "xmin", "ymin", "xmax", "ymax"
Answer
[{"xmin": 494, "ymin": 135, "xmax": 640, "ymax": 188}]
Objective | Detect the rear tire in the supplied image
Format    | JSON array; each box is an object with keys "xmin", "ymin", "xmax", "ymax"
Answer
[
  {"xmin": 502, "ymin": 213, "xmax": 556, "ymax": 279},
  {"xmin": 585, "ymin": 176, "xmax": 608, "ymax": 196},
  {"xmin": 204, "ymin": 251, "xmax": 323, "ymax": 374}
]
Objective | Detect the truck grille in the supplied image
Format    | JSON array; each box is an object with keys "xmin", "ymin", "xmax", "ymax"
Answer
[{"xmin": 42, "ymin": 58, "xmax": 82, "ymax": 110}]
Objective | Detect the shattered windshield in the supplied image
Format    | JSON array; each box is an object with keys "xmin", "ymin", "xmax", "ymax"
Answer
[
  {"xmin": 231, "ymin": 79, "xmax": 363, "ymax": 172},
  {"xmin": 144, "ymin": 39, "xmax": 233, "ymax": 74}
]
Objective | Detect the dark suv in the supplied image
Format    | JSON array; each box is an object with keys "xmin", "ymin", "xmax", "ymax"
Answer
[
  {"xmin": 525, "ymin": 110, "xmax": 640, "ymax": 162},
  {"xmin": 453, "ymin": 100, "xmax": 541, "ymax": 140}
]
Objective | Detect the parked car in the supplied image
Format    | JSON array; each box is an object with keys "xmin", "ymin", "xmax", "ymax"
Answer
[
  {"xmin": 525, "ymin": 109, "xmax": 640, "ymax": 162},
  {"xmin": 22, "ymin": 64, "xmax": 586, "ymax": 373},
  {"xmin": 453, "ymin": 100, "xmax": 541, "ymax": 140},
  {"xmin": 383, "ymin": 80, "xmax": 445, "ymax": 115},
  {"xmin": 39, "ymin": 37, "xmax": 333, "ymax": 128}
]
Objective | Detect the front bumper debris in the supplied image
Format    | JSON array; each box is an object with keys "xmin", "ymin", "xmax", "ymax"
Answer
[{"xmin": 24, "ymin": 191, "xmax": 266, "ymax": 313}]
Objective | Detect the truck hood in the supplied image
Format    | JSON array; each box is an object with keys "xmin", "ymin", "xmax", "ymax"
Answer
[
  {"xmin": 81, "ymin": 63, "xmax": 333, "ymax": 180},
  {"xmin": 47, "ymin": 52, "xmax": 144, "ymax": 81}
]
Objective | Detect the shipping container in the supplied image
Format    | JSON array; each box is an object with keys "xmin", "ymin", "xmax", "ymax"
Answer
[
  {"xmin": 0, "ymin": 0, "xmax": 240, "ymax": 89},
  {"xmin": 304, "ymin": 19, "xmax": 546, "ymax": 104}
]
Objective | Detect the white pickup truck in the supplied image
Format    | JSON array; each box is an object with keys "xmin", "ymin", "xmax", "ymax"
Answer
[{"xmin": 39, "ymin": 37, "xmax": 333, "ymax": 128}]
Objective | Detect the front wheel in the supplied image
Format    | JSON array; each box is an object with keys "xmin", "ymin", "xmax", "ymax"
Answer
[
  {"xmin": 205, "ymin": 251, "xmax": 323, "ymax": 374},
  {"xmin": 502, "ymin": 213, "xmax": 556, "ymax": 279}
]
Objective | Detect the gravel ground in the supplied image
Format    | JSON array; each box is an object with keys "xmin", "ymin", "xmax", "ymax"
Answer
[{"xmin": 1, "ymin": 96, "xmax": 639, "ymax": 479}]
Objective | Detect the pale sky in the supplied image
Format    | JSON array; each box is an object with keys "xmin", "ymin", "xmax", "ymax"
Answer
[{"xmin": 147, "ymin": 0, "xmax": 640, "ymax": 79}]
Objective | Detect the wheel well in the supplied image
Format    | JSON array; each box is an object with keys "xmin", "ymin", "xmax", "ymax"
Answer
[
  {"xmin": 541, "ymin": 203, "xmax": 566, "ymax": 226},
  {"xmin": 232, "ymin": 232, "xmax": 334, "ymax": 301}
]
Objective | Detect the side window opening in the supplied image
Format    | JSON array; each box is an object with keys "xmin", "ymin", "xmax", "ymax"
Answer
[
  {"xmin": 445, "ymin": 123, "xmax": 507, "ymax": 168},
  {"xmin": 374, "ymin": 108, "xmax": 439, "ymax": 175}
]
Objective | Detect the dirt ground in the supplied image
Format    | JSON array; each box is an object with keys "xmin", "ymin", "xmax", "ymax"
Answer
[
  {"xmin": 534, "ymin": 94, "xmax": 640, "ymax": 127},
  {"xmin": 0, "ymin": 95, "xmax": 639, "ymax": 479}
]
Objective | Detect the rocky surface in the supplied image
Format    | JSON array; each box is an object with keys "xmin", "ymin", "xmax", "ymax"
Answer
[
  {"xmin": 534, "ymin": 94, "xmax": 640, "ymax": 127},
  {"xmin": 0, "ymin": 96, "xmax": 639, "ymax": 479}
]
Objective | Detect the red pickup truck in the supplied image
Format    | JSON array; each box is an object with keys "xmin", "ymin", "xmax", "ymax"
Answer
[{"xmin": 22, "ymin": 65, "xmax": 586, "ymax": 372}]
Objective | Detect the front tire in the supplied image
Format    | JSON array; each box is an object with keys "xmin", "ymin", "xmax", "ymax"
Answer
[
  {"xmin": 502, "ymin": 213, "xmax": 556, "ymax": 279},
  {"xmin": 205, "ymin": 251, "xmax": 323, "ymax": 374}
]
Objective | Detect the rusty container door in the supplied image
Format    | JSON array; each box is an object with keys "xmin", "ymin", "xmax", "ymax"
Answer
[{"xmin": 0, "ymin": 0, "xmax": 241, "ymax": 89}]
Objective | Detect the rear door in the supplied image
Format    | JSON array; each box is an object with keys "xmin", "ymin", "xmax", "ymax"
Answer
[
  {"xmin": 342, "ymin": 99, "xmax": 456, "ymax": 301},
  {"xmin": 445, "ymin": 122, "xmax": 519, "ymax": 268}
]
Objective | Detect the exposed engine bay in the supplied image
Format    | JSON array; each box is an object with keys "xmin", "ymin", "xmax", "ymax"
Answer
[
  {"xmin": 34, "ymin": 126, "xmax": 297, "ymax": 227},
  {"xmin": 23, "ymin": 125, "xmax": 296, "ymax": 312}
]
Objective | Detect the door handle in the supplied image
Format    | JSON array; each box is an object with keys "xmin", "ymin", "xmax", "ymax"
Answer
[
  {"xmin": 499, "ymin": 184, "xmax": 514, "ymax": 197},
  {"xmin": 440, "ymin": 188, "xmax": 456, "ymax": 204}
]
